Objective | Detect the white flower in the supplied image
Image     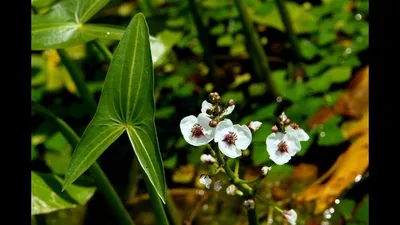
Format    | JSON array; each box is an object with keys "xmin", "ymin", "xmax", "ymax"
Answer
[
  {"xmin": 180, "ymin": 113, "xmax": 215, "ymax": 146},
  {"xmin": 285, "ymin": 123, "xmax": 310, "ymax": 142},
  {"xmin": 226, "ymin": 184, "xmax": 237, "ymax": 195},
  {"xmin": 213, "ymin": 180, "xmax": 223, "ymax": 192},
  {"xmin": 214, "ymin": 119, "xmax": 252, "ymax": 158},
  {"xmin": 261, "ymin": 166, "xmax": 272, "ymax": 176},
  {"xmin": 266, "ymin": 132, "xmax": 300, "ymax": 165},
  {"xmin": 201, "ymin": 100, "xmax": 235, "ymax": 117},
  {"xmin": 200, "ymin": 154, "xmax": 216, "ymax": 164},
  {"xmin": 280, "ymin": 111, "xmax": 288, "ymax": 121},
  {"xmin": 199, "ymin": 174, "xmax": 212, "ymax": 189},
  {"xmin": 283, "ymin": 209, "xmax": 297, "ymax": 225},
  {"xmin": 248, "ymin": 121, "xmax": 262, "ymax": 132}
]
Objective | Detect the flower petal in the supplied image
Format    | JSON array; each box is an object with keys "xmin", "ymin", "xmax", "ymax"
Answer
[
  {"xmin": 234, "ymin": 124, "xmax": 252, "ymax": 150},
  {"xmin": 283, "ymin": 134, "xmax": 301, "ymax": 156},
  {"xmin": 283, "ymin": 209, "xmax": 297, "ymax": 225},
  {"xmin": 223, "ymin": 105, "xmax": 235, "ymax": 116},
  {"xmin": 218, "ymin": 141, "xmax": 241, "ymax": 158},
  {"xmin": 248, "ymin": 121, "xmax": 262, "ymax": 131},
  {"xmin": 266, "ymin": 132, "xmax": 284, "ymax": 156},
  {"xmin": 214, "ymin": 119, "xmax": 234, "ymax": 143},
  {"xmin": 285, "ymin": 126, "xmax": 310, "ymax": 142},
  {"xmin": 197, "ymin": 113, "xmax": 215, "ymax": 138},
  {"xmin": 281, "ymin": 112, "xmax": 287, "ymax": 121},
  {"xmin": 270, "ymin": 150, "xmax": 292, "ymax": 165},
  {"xmin": 180, "ymin": 115, "xmax": 197, "ymax": 142},
  {"xmin": 201, "ymin": 100, "xmax": 213, "ymax": 114}
]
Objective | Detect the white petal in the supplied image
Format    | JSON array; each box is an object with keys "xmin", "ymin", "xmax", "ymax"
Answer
[
  {"xmin": 197, "ymin": 113, "xmax": 215, "ymax": 138},
  {"xmin": 223, "ymin": 105, "xmax": 235, "ymax": 116},
  {"xmin": 286, "ymin": 126, "xmax": 310, "ymax": 142},
  {"xmin": 249, "ymin": 121, "xmax": 262, "ymax": 131},
  {"xmin": 281, "ymin": 112, "xmax": 287, "ymax": 121},
  {"xmin": 201, "ymin": 100, "xmax": 213, "ymax": 114},
  {"xmin": 218, "ymin": 141, "xmax": 241, "ymax": 158},
  {"xmin": 234, "ymin": 124, "xmax": 252, "ymax": 150},
  {"xmin": 180, "ymin": 115, "xmax": 197, "ymax": 143},
  {"xmin": 283, "ymin": 134, "xmax": 301, "ymax": 156},
  {"xmin": 214, "ymin": 119, "xmax": 234, "ymax": 143},
  {"xmin": 269, "ymin": 150, "xmax": 292, "ymax": 165},
  {"xmin": 266, "ymin": 132, "xmax": 284, "ymax": 156},
  {"xmin": 283, "ymin": 209, "xmax": 297, "ymax": 225},
  {"xmin": 186, "ymin": 133, "xmax": 213, "ymax": 146},
  {"xmin": 200, "ymin": 175, "xmax": 212, "ymax": 189}
]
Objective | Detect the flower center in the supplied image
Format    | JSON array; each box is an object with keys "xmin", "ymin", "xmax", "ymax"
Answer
[
  {"xmin": 290, "ymin": 123, "xmax": 300, "ymax": 130},
  {"xmin": 223, "ymin": 131, "xmax": 238, "ymax": 146},
  {"xmin": 278, "ymin": 141, "xmax": 289, "ymax": 153},
  {"xmin": 191, "ymin": 124, "xmax": 204, "ymax": 138}
]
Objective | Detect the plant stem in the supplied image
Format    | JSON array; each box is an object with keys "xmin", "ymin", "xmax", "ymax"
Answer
[
  {"xmin": 188, "ymin": 0, "xmax": 221, "ymax": 91},
  {"xmin": 57, "ymin": 49, "xmax": 97, "ymax": 114},
  {"xmin": 234, "ymin": 159, "xmax": 240, "ymax": 175},
  {"xmin": 234, "ymin": 0, "xmax": 278, "ymax": 98},
  {"xmin": 247, "ymin": 206, "xmax": 260, "ymax": 225},
  {"xmin": 143, "ymin": 172, "xmax": 170, "ymax": 225},
  {"xmin": 91, "ymin": 40, "xmax": 113, "ymax": 61},
  {"xmin": 31, "ymin": 102, "xmax": 136, "ymax": 225},
  {"xmin": 91, "ymin": 39, "xmax": 180, "ymax": 225},
  {"xmin": 275, "ymin": 0, "xmax": 303, "ymax": 63},
  {"xmin": 255, "ymin": 194, "xmax": 283, "ymax": 213}
]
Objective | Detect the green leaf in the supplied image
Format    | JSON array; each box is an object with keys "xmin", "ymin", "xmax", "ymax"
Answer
[
  {"xmin": 64, "ymin": 14, "xmax": 166, "ymax": 203},
  {"xmin": 297, "ymin": 133, "xmax": 314, "ymax": 156},
  {"xmin": 32, "ymin": 0, "xmax": 165, "ymax": 66},
  {"xmin": 240, "ymin": 104, "xmax": 278, "ymax": 124},
  {"xmin": 266, "ymin": 164, "xmax": 294, "ymax": 182},
  {"xmin": 156, "ymin": 106, "xmax": 176, "ymax": 120},
  {"xmin": 353, "ymin": 195, "xmax": 369, "ymax": 222},
  {"xmin": 44, "ymin": 132, "xmax": 69, "ymax": 152},
  {"xmin": 251, "ymin": 143, "xmax": 270, "ymax": 166},
  {"xmin": 317, "ymin": 116, "xmax": 345, "ymax": 146},
  {"xmin": 32, "ymin": 0, "xmax": 57, "ymax": 9},
  {"xmin": 217, "ymin": 34, "xmax": 234, "ymax": 47},
  {"xmin": 32, "ymin": 0, "xmax": 115, "ymax": 50},
  {"xmin": 45, "ymin": 147, "xmax": 73, "ymax": 175},
  {"xmin": 307, "ymin": 67, "xmax": 352, "ymax": 94},
  {"xmin": 299, "ymin": 39, "xmax": 319, "ymax": 60},
  {"xmin": 305, "ymin": 63, "xmax": 326, "ymax": 77},
  {"xmin": 32, "ymin": 144, "xmax": 38, "ymax": 161},
  {"xmin": 210, "ymin": 24, "xmax": 225, "ymax": 36},
  {"xmin": 32, "ymin": 171, "xmax": 96, "ymax": 215},
  {"xmin": 251, "ymin": 2, "xmax": 318, "ymax": 34},
  {"xmin": 337, "ymin": 199, "xmax": 356, "ymax": 220},
  {"xmin": 163, "ymin": 154, "xmax": 178, "ymax": 169}
]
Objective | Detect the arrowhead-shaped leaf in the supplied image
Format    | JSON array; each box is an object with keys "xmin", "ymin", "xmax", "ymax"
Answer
[
  {"xmin": 63, "ymin": 13, "xmax": 166, "ymax": 202},
  {"xmin": 32, "ymin": 0, "xmax": 172, "ymax": 66}
]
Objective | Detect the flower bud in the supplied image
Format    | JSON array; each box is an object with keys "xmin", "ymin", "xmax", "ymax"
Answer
[
  {"xmin": 209, "ymin": 92, "xmax": 220, "ymax": 103},
  {"xmin": 282, "ymin": 209, "xmax": 298, "ymax": 225},
  {"xmin": 199, "ymin": 174, "xmax": 212, "ymax": 189},
  {"xmin": 226, "ymin": 184, "xmax": 238, "ymax": 195},
  {"xmin": 244, "ymin": 199, "xmax": 255, "ymax": 210},
  {"xmin": 271, "ymin": 125, "xmax": 278, "ymax": 133},
  {"xmin": 284, "ymin": 119, "xmax": 291, "ymax": 125},
  {"xmin": 248, "ymin": 121, "xmax": 262, "ymax": 132},
  {"xmin": 213, "ymin": 180, "xmax": 223, "ymax": 192},
  {"xmin": 209, "ymin": 120, "xmax": 218, "ymax": 127},
  {"xmin": 227, "ymin": 99, "xmax": 235, "ymax": 106},
  {"xmin": 200, "ymin": 154, "xmax": 216, "ymax": 164},
  {"xmin": 261, "ymin": 166, "xmax": 272, "ymax": 176}
]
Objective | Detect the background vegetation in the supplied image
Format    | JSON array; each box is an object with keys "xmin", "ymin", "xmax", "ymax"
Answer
[{"xmin": 31, "ymin": 0, "xmax": 369, "ymax": 224}]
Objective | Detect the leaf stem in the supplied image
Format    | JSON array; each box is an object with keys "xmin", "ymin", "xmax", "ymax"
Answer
[
  {"xmin": 188, "ymin": 0, "xmax": 221, "ymax": 91},
  {"xmin": 143, "ymin": 172, "xmax": 170, "ymax": 225},
  {"xmin": 234, "ymin": 0, "xmax": 278, "ymax": 98},
  {"xmin": 275, "ymin": 0, "xmax": 304, "ymax": 63},
  {"xmin": 31, "ymin": 101, "xmax": 135, "ymax": 225},
  {"xmin": 255, "ymin": 194, "xmax": 283, "ymax": 213},
  {"xmin": 57, "ymin": 49, "xmax": 97, "ymax": 114}
]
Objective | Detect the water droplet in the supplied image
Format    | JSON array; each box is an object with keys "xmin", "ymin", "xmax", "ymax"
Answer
[
  {"xmin": 345, "ymin": 48, "xmax": 352, "ymax": 55},
  {"xmin": 335, "ymin": 199, "xmax": 340, "ymax": 204},
  {"xmin": 329, "ymin": 207, "xmax": 335, "ymax": 213},
  {"xmin": 325, "ymin": 214, "xmax": 332, "ymax": 219},
  {"xmin": 105, "ymin": 32, "xmax": 110, "ymax": 36},
  {"xmin": 320, "ymin": 131, "xmax": 326, "ymax": 137},
  {"xmin": 276, "ymin": 96, "xmax": 282, "ymax": 103},
  {"xmin": 355, "ymin": 14, "xmax": 362, "ymax": 20},
  {"xmin": 354, "ymin": 174, "xmax": 362, "ymax": 182}
]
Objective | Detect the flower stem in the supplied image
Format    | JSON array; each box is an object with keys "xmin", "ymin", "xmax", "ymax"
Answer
[
  {"xmin": 31, "ymin": 101, "xmax": 135, "ymax": 225},
  {"xmin": 255, "ymin": 194, "xmax": 283, "ymax": 213},
  {"xmin": 234, "ymin": 159, "xmax": 240, "ymax": 175},
  {"xmin": 233, "ymin": 0, "xmax": 278, "ymax": 98},
  {"xmin": 247, "ymin": 206, "xmax": 260, "ymax": 225}
]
